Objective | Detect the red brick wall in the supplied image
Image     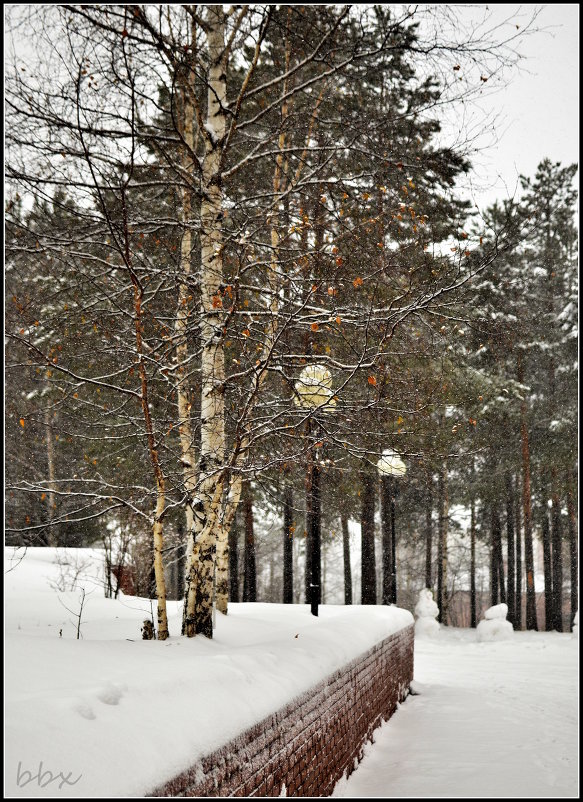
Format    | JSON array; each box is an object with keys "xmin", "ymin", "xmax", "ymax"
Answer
[{"xmin": 150, "ymin": 624, "xmax": 414, "ymax": 798}]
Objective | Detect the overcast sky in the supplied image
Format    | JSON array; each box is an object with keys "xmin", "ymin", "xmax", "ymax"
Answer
[
  {"xmin": 449, "ymin": 3, "xmax": 579, "ymax": 212},
  {"xmin": 5, "ymin": 4, "xmax": 579, "ymax": 215}
]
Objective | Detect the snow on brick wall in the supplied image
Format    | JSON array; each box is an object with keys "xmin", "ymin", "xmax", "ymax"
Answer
[{"xmin": 149, "ymin": 624, "xmax": 414, "ymax": 798}]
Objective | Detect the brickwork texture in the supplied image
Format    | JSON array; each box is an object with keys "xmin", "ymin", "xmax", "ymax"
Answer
[{"xmin": 149, "ymin": 623, "xmax": 414, "ymax": 797}]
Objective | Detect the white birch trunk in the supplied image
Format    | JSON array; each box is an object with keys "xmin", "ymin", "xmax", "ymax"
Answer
[
  {"xmin": 184, "ymin": 6, "xmax": 227, "ymax": 638},
  {"xmin": 175, "ymin": 59, "xmax": 198, "ymax": 626},
  {"xmin": 153, "ymin": 481, "xmax": 169, "ymax": 640}
]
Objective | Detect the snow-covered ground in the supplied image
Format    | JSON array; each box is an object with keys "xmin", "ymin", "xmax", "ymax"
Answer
[
  {"xmin": 4, "ymin": 547, "xmax": 578, "ymax": 799},
  {"xmin": 334, "ymin": 627, "xmax": 579, "ymax": 799},
  {"xmin": 4, "ymin": 547, "xmax": 412, "ymax": 798}
]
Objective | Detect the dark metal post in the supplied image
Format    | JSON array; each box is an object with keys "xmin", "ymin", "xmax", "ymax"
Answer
[
  {"xmin": 310, "ymin": 460, "xmax": 321, "ymax": 616},
  {"xmin": 381, "ymin": 475, "xmax": 393, "ymax": 605}
]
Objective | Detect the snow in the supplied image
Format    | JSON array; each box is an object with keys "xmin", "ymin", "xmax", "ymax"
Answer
[
  {"xmin": 5, "ymin": 547, "xmax": 578, "ymax": 799},
  {"xmin": 484, "ymin": 602, "xmax": 509, "ymax": 620},
  {"xmin": 414, "ymin": 589, "xmax": 440, "ymax": 639},
  {"xmin": 475, "ymin": 602, "xmax": 514, "ymax": 642},
  {"xmin": 334, "ymin": 627, "xmax": 579, "ymax": 799},
  {"xmin": 4, "ymin": 547, "xmax": 412, "ymax": 798},
  {"xmin": 414, "ymin": 588, "xmax": 439, "ymax": 619},
  {"xmin": 414, "ymin": 616, "xmax": 440, "ymax": 638}
]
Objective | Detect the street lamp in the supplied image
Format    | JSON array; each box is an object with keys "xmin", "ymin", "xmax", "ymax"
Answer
[
  {"xmin": 377, "ymin": 448, "xmax": 407, "ymax": 605},
  {"xmin": 294, "ymin": 365, "xmax": 336, "ymax": 617}
]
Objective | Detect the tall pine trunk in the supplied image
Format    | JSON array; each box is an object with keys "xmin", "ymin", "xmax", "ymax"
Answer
[
  {"xmin": 380, "ymin": 475, "xmax": 393, "ymax": 604},
  {"xmin": 242, "ymin": 480, "xmax": 256, "ymax": 602},
  {"xmin": 425, "ymin": 470, "xmax": 433, "ymax": 591},
  {"xmin": 341, "ymin": 513, "xmax": 352, "ymax": 605},
  {"xmin": 518, "ymin": 353, "xmax": 537, "ymax": 630},
  {"xmin": 228, "ymin": 516, "xmax": 239, "ymax": 603},
  {"xmin": 361, "ymin": 470, "xmax": 376, "ymax": 604},
  {"xmin": 283, "ymin": 481, "xmax": 294, "ymax": 604},
  {"xmin": 490, "ymin": 503, "xmax": 500, "ymax": 606},
  {"xmin": 436, "ymin": 461, "xmax": 448, "ymax": 624},
  {"xmin": 470, "ymin": 485, "xmax": 477, "ymax": 628},
  {"xmin": 491, "ymin": 501, "xmax": 505, "ymax": 606},
  {"xmin": 515, "ymin": 473, "xmax": 523, "ymax": 630},
  {"xmin": 541, "ymin": 507, "xmax": 553, "ymax": 631},
  {"xmin": 566, "ymin": 468, "xmax": 578, "ymax": 630},
  {"xmin": 550, "ymin": 479, "xmax": 563, "ymax": 631},
  {"xmin": 505, "ymin": 472, "xmax": 515, "ymax": 626}
]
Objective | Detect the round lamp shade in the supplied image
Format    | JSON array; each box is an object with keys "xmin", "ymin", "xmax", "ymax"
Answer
[
  {"xmin": 377, "ymin": 448, "xmax": 407, "ymax": 477},
  {"xmin": 294, "ymin": 364, "xmax": 336, "ymax": 412}
]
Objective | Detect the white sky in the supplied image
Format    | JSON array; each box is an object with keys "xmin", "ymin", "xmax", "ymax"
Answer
[
  {"xmin": 449, "ymin": 3, "xmax": 579, "ymax": 212},
  {"xmin": 5, "ymin": 4, "xmax": 578, "ymax": 215}
]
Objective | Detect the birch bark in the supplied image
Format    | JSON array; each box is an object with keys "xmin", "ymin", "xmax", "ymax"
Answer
[
  {"xmin": 175, "ymin": 44, "xmax": 199, "ymax": 633},
  {"xmin": 184, "ymin": 6, "xmax": 228, "ymax": 638}
]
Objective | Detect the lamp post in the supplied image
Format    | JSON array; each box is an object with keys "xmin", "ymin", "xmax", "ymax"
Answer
[
  {"xmin": 294, "ymin": 365, "xmax": 336, "ymax": 616},
  {"xmin": 377, "ymin": 448, "xmax": 407, "ymax": 605}
]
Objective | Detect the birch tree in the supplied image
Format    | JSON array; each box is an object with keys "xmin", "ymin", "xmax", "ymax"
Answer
[{"xmin": 6, "ymin": 4, "xmax": 544, "ymax": 638}]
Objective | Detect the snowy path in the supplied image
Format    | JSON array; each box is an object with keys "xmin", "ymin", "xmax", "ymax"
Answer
[{"xmin": 333, "ymin": 628, "xmax": 578, "ymax": 798}]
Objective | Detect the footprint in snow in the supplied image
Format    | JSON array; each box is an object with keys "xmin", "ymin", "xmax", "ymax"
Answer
[{"xmin": 74, "ymin": 701, "xmax": 96, "ymax": 720}]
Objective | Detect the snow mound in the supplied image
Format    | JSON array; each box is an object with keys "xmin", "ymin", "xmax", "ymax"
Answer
[
  {"xmin": 415, "ymin": 617, "xmax": 440, "ymax": 638},
  {"xmin": 484, "ymin": 602, "xmax": 508, "ymax": 620},
  {"xmin": 414, "ymin": 589, "xmax": 440, "ymax": 639},
  {"xmin": 414, "ymin": 589, "xmax": 439, "ymax": 619},
  {"xmin": 477, "ymin": 603, "xmax": 513, "ymax": 642},
  {"xmin": 572, "ymin": 611, "xmax": 578, "ymax": 639}
]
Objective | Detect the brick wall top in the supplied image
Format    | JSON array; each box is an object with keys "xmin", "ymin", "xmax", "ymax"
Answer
[{"xmin": 150, "ymin": 621, "xmax": 414, "ymax": 797}]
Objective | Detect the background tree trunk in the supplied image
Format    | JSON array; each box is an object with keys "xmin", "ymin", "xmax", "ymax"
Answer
[
  {"xmin": 283, "ymin": 481, "xmax": 294, "ymax": 604},
  {"xmin": 515, "ymin": 473, "xmax": 523, "ymax": 629},
  {"xmin": 341, "ymin": 513, "xmax": 352, "ymax": 605},
  {"xmin": 228, "ymin": 516, "xmax": 239, "ymax": 604},
  {"xmin": 361, "ymin": 470, "xmax": 376, "ymax": 605},
  {"xmin": 243, "ymin": 480, "xmax": 256, "ymax": 603},
  {"xmin": 566, "ymin": 468, "xmax": 578, "ymax": 630},
  {"xmin": 425, "ymin": 470, "xmax": 433, "ymax": 591},
  {"xmin": 505, "ymin": 471, "xmax": 515, "ymax": 626},
  {"xmin": 490, "ymin": 503, "xmax": 500, "ymax": 606},
  {"xmin": 470, "ymin": 489, "xmax": 477, "ymax": 628},
  {"xmin": 437, "ymin": 461, "xmax": 448, "ymax": 624},
  {"xmin": 519, "ymin": 354, "xmax": 538, "ymax": 630},
  {"xmin": 551, "ymin": 476, "xmax": 563, "ymax": 631},
  {"xmin": 380, "ymin": 475, "xmax": 393, "ymax": 604},
  {"xmin": 43, "ymin": 398, "xmax": 57, "ymax": 546},
  {"xmin": 541, "ymin": 505, "xmax": 553, "ymax": 631}
]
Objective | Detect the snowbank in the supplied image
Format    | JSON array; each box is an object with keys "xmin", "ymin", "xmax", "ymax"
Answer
[
  {"xmin": 476, "ymin": 602, "xmax": 513, "ymax": 642},
  {"xmin": 5, "ymin": 547, "xmax": 413, "ymax": 798}
]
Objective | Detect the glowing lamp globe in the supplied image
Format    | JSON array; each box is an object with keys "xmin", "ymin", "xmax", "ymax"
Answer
[{"xmin": 377, "ymin": 448, "xmax": 407, "ymax": 477}]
